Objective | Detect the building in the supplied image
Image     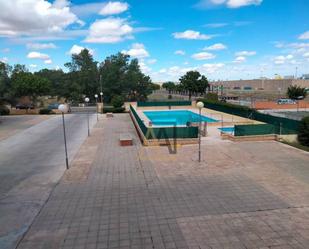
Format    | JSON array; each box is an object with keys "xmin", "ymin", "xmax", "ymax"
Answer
[{"xmin": 210, "ymin": 79, "xmax": 309, "ymax": 92}]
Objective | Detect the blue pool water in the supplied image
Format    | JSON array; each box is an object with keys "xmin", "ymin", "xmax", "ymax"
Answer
[
  {"xmin": 143, "ymin": 110, "xmax": 218, "ymax": 126},
  {"xmin": 218, "ymin": 127, "xmax": 234, "ymax": 134}
]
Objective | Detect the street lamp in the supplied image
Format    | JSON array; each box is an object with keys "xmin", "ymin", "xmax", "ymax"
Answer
[
  {"xmin": 196, "ymin": 101, "xmax": 204, "ymax": 162},
  {"xmin": 85, "ymin": 97, "xmax": 90, "ymax": 136},
  {"xmin": 94, "ymin": 94, "xmax": 99, "ymax": 121},
  {"xmin": 58, "ymin": 104, "xmax": 69, "ymax": 170},
  {"xmin": 100, "ymin": 92, "xmax": 103, "ymax": 103},
  {"xmin": 297, "ymin": 96, "xmax": 304, "ymax": 112}
]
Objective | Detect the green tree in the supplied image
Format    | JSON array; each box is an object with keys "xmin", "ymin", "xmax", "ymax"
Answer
[
  {"xmin": 287, "ymin": 85, "xmax": 307, "ymax": 100},
  {"xmin": 162, "ymin": 81, "xmax": 176, "ymax": 94},
  {"xmin": 99, "ymin": 53, "xmax": 153, "ymax": 102},
  {"xmin": 34, "ymin": 69, "xmax": 65, "ymax": 97},
  {"xmin": 11, "ymin": 72, "xmax": 51, "ymax": 104},
  {"xmin": 0, "ymin": 62, "xmax": 12, "ymax": 99},
  {"xmin": 65, "ymin": 49, "xmax": 99, "ymax": 102},
  {"xmin": 179, "ymin": 71, "xmax": 208, "ymax": 100}
]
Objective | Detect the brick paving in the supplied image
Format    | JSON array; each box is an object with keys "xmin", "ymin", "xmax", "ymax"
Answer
[{"xmin": 17, "ymin": 114, "xmax": 309, "ymax": 249}]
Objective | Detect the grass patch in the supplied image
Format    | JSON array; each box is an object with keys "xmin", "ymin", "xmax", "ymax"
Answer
[{"xmin": 280, "ymin": 140, "xmax": 309, "ymax": 152}]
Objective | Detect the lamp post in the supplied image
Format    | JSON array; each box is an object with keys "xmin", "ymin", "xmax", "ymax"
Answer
[
  {"xmin": 100, "ymin": 92, "xmax": 103, "ymax": 103},
  {"xmin": 196, "ymin": 101, "xmax": 204, "ymax": 162},
  {"xmin": 297, "ymin": 96, "xmax": 304, "ymax": 112},
  {"xmin": 58, "ymin": 104, "xmax": 69, "ymax": 170},
  {"xmin": 94, "ymin": 94, "xmax": 99, "ymax": 121},
  {"xmin": 85, "ymin": 97, "xmax": 90, "ymax": 136}
]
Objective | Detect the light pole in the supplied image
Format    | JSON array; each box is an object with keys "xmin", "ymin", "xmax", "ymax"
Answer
[
  {"xmin": 85, "ymin": 97, "xmax": 90, "ymax": 136},
  {"xmin": 58, "ymin": 104, "xmax": 69, "ymax": 170},
  {"xmin": 196, "ymin": 101, "xmax": 204, "ymax": 162},
  {"xmin": 94, "ymin": 94, "xmax": 99, "ymax": 121},
  {"xmin": 100, "ymin": 92, "xmax": 103, "ymax": 103},
  {"xmin": 297, "ymin": 96, "xmax": 304, "ymax": 112}
]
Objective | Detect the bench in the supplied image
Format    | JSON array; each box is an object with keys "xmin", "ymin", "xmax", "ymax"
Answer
[
  {"xmin": 106, "ymin": 112, "xmax": 113, "ymax": 117},
  {"xmin": 119, "ymin": 133, "xmax": 133, "ymax": 146}
]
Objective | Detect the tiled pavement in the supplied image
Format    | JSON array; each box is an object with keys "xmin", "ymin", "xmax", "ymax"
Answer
[{"xmin": 17, "ymin": 114, "xmax": 309, "ymax": 249}]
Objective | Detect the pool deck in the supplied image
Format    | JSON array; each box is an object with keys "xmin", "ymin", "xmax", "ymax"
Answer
[{"xmin": 16, "ymin": 114, "xmax": 309, "ymax": 249}]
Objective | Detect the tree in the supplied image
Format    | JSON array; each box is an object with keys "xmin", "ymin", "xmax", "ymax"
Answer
[
  {"xmin": 34, "ymin": 69, "xmax": 65, "ymax": 97},
  {"xmin": 162, "ymin": 81, "xmax": 176, "ymax": 94},
  {"xmin": 298, "ymin": 116, "xmax": 309, "ymax": 146},
  {"xmin": 179, "ymin": 71, "xmax": 209, "ymax": 100},
  {"xmin": 0, "ymin": 62, "xmax": 12, "ymax": 99},
  {"xmin": 65, "ymin": 49, "xmax": 99, "ymax": 102},
  {"xmin": 287, "ymin": 85, "xmax": 307, "ymax": 100},
  {"xmin": 99, "ymin": 53, "xmax": 153, "ymax": 102},
  {"xmin": 11, "ymin": 72, "xmax": 51, "ymax": 104}
]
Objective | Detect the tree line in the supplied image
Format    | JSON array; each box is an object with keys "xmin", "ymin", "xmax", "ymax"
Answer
[
  {"xmin": 162, "ymin": 71, "xmax": 209, "ymax": 100},
  {"xmin": 0, "ymin": 49, "xmax": 160, "ymax": 106}
]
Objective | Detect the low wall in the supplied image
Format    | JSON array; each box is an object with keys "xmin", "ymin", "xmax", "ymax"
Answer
[{"xmin": 221, "ymin": 133, "xmax": 277, "ymax": 142}]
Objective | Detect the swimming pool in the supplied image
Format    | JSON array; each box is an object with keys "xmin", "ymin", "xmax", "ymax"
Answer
[
  {"xmin": 218, "ymin": 127, "xmax": 234, "ymax": 134},
  {"xmin": 143, "ymin": 110, "xmax": 218, "ymax": 126}
]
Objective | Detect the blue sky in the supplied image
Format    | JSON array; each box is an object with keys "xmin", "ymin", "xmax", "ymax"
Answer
[{"xmin": 0, "ymin": 0, "xmax": 309, "ymax": 82}]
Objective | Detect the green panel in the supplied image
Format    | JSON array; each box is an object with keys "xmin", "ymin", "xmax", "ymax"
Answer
[
  {"xmin": 146, "ymin": 126, "xmax": 198, "ymax": 139},
  {"xmin": 201, "ymin": 99, "xmax": 299, "ymax": 134},
  {"xmin": 235, "ymin": 124, "xmax": 276, "ymax": 136},
  {"xmin": 130, "ymin": 105, "xmax": 198, "ymax": 139},
  {"xmin": 137, "ymin": 101, "xmax": 191, "ymax": 107}
]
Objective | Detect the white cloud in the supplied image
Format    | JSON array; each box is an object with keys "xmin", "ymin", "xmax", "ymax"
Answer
[
  {"xmin": 233, "ymin": 56, "xmax": 246, "ymax": 63},
  {"xmin": 139, "ymin": 61, "xmax": 151, "ymax": 74},
  {"xmin": 173, "ymin": 30, "xmax": 212, "ymax": 40},
  {"xmin": 303, "ymin": 52, "xmax": 309, "ymax": 58},
  {"xmin": 122, "ymin": 43, "xmax": 149, "ymax": 58},
  {"xmin": 192, "ymin": 52, "xmax": 216, "ymax": 60},
  {"xmin": 195, "ymin": 0, "xmax": 263, "ymax": 9},
  {"xmin": 299, "ymin": 31, "xmax": 309, "ymax": 40},
  {"xmin": 0, "ymin": 0, "xmax": 81, "ymax": 37},
  {"xmin": 204, "ymin": 43, "xmax": 227, "ymax": 51},
  {"xmin": 273, "ymin": 54, "xmax": 294, "ymax": 65},
  {"xmin": 26, "ymin": 43, "xmax": 57, "ymax": 50},
  {"xmin": 44, "ymin": 59, "xmax": 52, "ymax": 64},
  {"xmin": 99, "ymin": 1, "xmax": 129, "ymax": 15},
  {"xmin": 235, "ymin": 50, "xmax": 256, "ymax": 56},
  {"xmin": 226, "ymin": 0, "xmax": 262, "ymax": 8},
  {"xmin": 84, "ymin": 17, "xmax": 133, "ymax": 43},
  {"xmin": 0, "ymin": 57, "xmax": 8, "ymax": 63},
  {"xmin": 175, "ymin": 50, "xmax": 185, "ymax": 55},
  {"xmin": 68, "ymin": 44, "xmax": 94, "ymax": 55},
  {"xmin": 200, "ymin": 63, "xmax": 225, "ymax": 74},
  {"xmin": 147, "ymin": 59, "xmax": 157, "ymax": 64},
  {"xmin": 29, "ymin": 64, "xmax": 37, "ymax": 68},
  {"xmin": 27, "ymin": 51, "xmax": 50, "ymax": 60},
  {"xmin": 204, "ymin": 23, "xmax": 228, "ymax": 28}
]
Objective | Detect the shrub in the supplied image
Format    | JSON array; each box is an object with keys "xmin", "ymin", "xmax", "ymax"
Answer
[
  {"xmin": 111, "ymin": 95, "xmax": 124, "ymax": 108},
  {"xmin": 205, "ymin": 93, "xmax": 218, "ymax": 101},
  {"xmin": 39, "ymin": 108, "xmax": 54, "ymax": 115},
  {"xmin": 102, "ymin": 107, "xmax": 125, "ymax": 113},
  {"xmin": 298, "ymin": 116, "xmax": 309, "ymax": 146},
  {"xmin": 0, "ymin": 105, "xmax": 10, "ymax": 115}
]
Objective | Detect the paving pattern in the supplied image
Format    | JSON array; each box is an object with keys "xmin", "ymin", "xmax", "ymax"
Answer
[{"xmin": 17, "ymin": 114, "xmax": 309, "ymax": 249}]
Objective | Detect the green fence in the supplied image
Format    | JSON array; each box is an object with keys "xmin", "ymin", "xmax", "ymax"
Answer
[
  {"xmin": 235, "ymin": 124, "xmax": 277, "ymax": 136},
  {"xmin": 130, "ymin": 105, "xmax": 198, "ymax": 139},
  {"xmin": 201, "ymin": 99, "xmax": 300, "ymax": 134},
  {"xmin": 137, "ymin": 101, "xmax": 192, "ymax": 107}
]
